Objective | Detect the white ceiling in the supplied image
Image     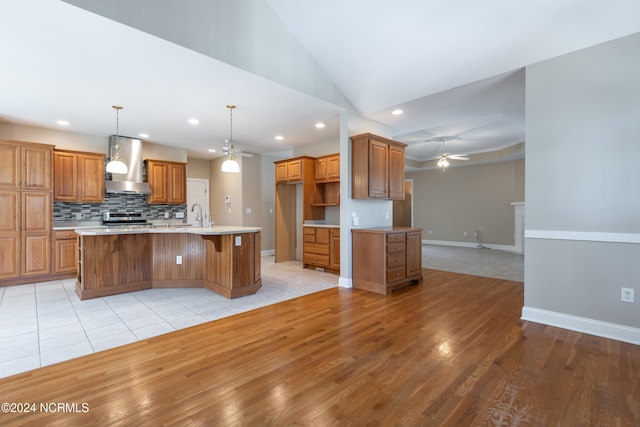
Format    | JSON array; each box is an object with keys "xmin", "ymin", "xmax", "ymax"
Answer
[{"xmin": 2, "ymin": 0, "xmax": 640, "ymax": 163}]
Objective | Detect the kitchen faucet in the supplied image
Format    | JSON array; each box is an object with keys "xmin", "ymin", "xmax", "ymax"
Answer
[{"xmin": 191, "ymin": 203, "xmax": 203, "ymax": 227}]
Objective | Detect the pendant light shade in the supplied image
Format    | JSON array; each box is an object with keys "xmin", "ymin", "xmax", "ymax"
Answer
[
  {"xmin": 106, "ymin": 105, "xmax": 128, "ymax": 174},
  {"xmin": 221, "ymin": 104, "xmax": 240, "ymax": 173}
]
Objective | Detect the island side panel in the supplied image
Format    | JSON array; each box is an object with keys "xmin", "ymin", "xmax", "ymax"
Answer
[
  {"xmin": 202, "ymin": 232, "xmax": 261, "ymax": 298},
  {"xmin": 76, "ymin": 233, "xmax": 152, "ymax": 300},
  {"xmin": 152, "ymin": 233, "xmax": 207, "ymax": 287}
]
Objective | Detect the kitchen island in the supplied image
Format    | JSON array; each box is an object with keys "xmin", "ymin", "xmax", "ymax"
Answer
[{"xmin": 74, "ymin": 226, "xmax": 261, "ymax": 300}]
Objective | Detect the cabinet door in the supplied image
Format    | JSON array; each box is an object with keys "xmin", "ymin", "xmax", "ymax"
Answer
[
  {"xmin": 368, "ymin": 140, "xmax": 389, "ymax": 198},
  {"xmin": 330, "ymin": 229, "xmax": 340, "ymax": 271},
  {"xmin": 287, "ymin": 159, "xmax": 302, "ymax": 181},
  {"xmin": 22, "ymin": 192, "xmax": 51, "ymax": 276},
  {"xmin": 55, "ymin": 237, "xmax": 77, "ymax": 273},
  {"xmin": 78, "ymin": 153, "xmax": 105, "ymax": 202},
  {"xmin": 22, "ymin": 145, "xmax": 52, "ymax": 190},
  {"xmin": 406, "ymin": 231, "xmax": 422, "ymax": 278},
  {"xmin": 0, "ymin": 191, "xmax": 20, "ymax": 279},
  {"xmin": 315, "ymin": 158, "xmax": 327, "ymax": 181},
  {"xmin": 0, "ymin": 143, "xmax": 20, "ymax": 189},
  {"xmin": 275, "ymin": 163, "xmax": 288, "ymax": 183},
  {"xmin": 388, "ymin": 145, "xmax": 405, "ymax": 200},
  {"xmin": 168, "ymin": 163, "xmax": 186, "ymax": 204},
  {"xmin": 53, "ymin": 151, "xmax": 78, "ymax": 201},
  {"xmin": 327, "ymin": 155, "xmax": 340, "ymax": 180},
  {"xmin": 147, "ymin": 161, "xmax": 168, "ymax": 203}
]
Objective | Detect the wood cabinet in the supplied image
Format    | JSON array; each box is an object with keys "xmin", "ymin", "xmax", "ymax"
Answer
[
  {"xmin": 315, "ymin": 154, "xmax": 340, "ymax": 182},
  {"xmin": 145, "ymin": 159, "xmax": 187, "ymax": 204},
  {"xmin": 54, "ymin": 149, "xmax": 105, "ymax": 202},
  {"xmin": 54, "ymin": 230, "xmax": 78, "ymax": 274},
  {"xmin": 303, "ymin": 226, "xmax": 339, "ymax": 274},
  {"xmin": 275, "ymin": 158, "xmax": 304, "ymax": 183},
  {"xmin": 352, "ymin": 227, "xmax": 423, "ymax": 295},
  {"xmin": 0, "ymin": 140, "xmax": 53, "ymax": 284},
  {"xmin": 351, "ymin": 133, "xmax": 406, "ymax": 200}
]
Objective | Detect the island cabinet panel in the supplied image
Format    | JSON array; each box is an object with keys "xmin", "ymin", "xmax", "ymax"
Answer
[
  {"xmin": 202, "ymin": 232, "xmax": 261, "ymax": 299},
  {"xmin": 151, "ymin": 233, "xmax": 206, "ymax": 285},
  {"xmin": 352, "ymin": 227, "xmax": 423, "ymax": 295},
  {"xmin": 77, "ymin": 234, "xmax": 153, "ymax": 299}
]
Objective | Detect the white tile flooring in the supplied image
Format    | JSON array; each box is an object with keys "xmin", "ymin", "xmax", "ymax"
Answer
[{"xmin": 0, "ymin": 256, "xmax": 338, "ymax": 379}]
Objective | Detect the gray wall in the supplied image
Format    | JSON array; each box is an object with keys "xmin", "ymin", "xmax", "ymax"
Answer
[
  {"xmin": 525, "ymin": 32, "xmax": 640, "ymax": 329},
  {"xmin": 407, "ymin": 158, "xmax": 524, "ymax": 246}
]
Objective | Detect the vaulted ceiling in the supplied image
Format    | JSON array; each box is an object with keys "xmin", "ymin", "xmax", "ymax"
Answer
[{"xmin": 1, "ymin": 1, "xmax": 639, "ymax": 166}]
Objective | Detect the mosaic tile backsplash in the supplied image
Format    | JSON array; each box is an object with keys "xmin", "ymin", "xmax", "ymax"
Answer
[{"xmin": 53, "ymin": 193, "xmax": 187, "ymax": 222}]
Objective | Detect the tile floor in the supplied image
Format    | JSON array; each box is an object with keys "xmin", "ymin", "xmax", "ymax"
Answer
[
  {"xmin": 0, "ymin": 246, "xmax": 524, "ymax": 379},
  {"xmin": 0, "ymin": 256, "xmax": 338, "ymax": 379}
]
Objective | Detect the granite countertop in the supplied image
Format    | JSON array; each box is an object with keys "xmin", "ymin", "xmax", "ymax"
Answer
[
  {"xmin": 302, "ymin": 223, "xmax": 340, "ymax": 228},
  {"xmin": 74, "ymin": 225, "xmax": 262, "ymax": 236}
]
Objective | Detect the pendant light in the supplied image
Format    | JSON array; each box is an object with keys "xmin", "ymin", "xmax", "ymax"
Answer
[
  {"xmin": 106, "ymin": 105, "xmax": 128, "ymax": 174},
  {"xmin": 221, "ymin": 104, "xmax": 240, "ymax": 173}
]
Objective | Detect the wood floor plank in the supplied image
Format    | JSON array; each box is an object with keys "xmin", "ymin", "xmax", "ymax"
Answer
[{"xmin": 0, "ymin": 269, "xmax": 639, "ymax": 426}]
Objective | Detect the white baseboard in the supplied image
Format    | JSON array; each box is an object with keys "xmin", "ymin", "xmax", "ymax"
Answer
[
  {"xmin": 261, "ymin": 249, "xmax": 275, "ymax": 256},
  {"xmin": 422, "ymin": 239, "xmax": 520, "ymax": 253},
  {"xmin": 338, "ymin": 277, "xmax": 352, "ymax": 288},
  {"xmin": 521, "ymin": 306, "xmax": 640, "ymax": 345}
]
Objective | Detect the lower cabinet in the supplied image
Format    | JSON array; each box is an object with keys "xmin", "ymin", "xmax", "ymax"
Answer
[
  {"xmin": 54, "ymin": 230, "xmax": 78, "ymax": 274},
  {"xmin": 303, "ymin": 226, "xmax": 339, "ymax": 274},
  {"xmin": 352, "ymin": 227, "xmax": 423, "ymax": 295}
]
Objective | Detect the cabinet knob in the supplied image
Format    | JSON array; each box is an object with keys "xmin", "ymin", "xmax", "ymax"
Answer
[{"xmin": 66, "ymin": 233, "xmax": 70, "ymax": 237}]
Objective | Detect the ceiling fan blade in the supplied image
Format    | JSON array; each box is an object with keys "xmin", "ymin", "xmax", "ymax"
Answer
[{"xmin": 448, "ymin": 155, "xmax": 469, "ymax": 160}]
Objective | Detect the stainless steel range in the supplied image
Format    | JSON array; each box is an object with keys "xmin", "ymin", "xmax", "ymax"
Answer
[{"xmin": 102, "ymin": 212, "xmax": 152, "ymax": 228}]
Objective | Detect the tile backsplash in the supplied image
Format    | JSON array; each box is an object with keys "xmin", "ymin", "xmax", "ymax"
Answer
[{"xmin": 53, "ymin": 193, "xmax": 186, "ymax": 222}]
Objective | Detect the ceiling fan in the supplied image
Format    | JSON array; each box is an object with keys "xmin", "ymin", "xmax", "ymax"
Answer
[
  {"xmin": 220, "ymin": 140, "xmax": 253, "ymax": 158},
  {"xmin": 428, "ymin": 137, "xmax": 469, "ymax": 170}
]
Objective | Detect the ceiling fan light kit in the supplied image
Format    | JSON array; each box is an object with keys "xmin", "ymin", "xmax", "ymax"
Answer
[{"xmin": 221, "ymin": 104, "xmax": 240, "ymax": 173}]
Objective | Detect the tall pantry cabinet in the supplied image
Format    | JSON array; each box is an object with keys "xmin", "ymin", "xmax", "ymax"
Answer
[{"xmin": 0, "ymin": 140, "xmax": 53, "ymax": 284}]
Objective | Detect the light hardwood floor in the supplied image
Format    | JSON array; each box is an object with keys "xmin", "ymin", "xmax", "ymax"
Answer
[{"xmin": 0, "ymin": 269, "xmax": 638, "ymax": 426}]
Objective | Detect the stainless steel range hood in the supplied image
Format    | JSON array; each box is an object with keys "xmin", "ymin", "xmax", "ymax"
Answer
[{"xmin": 105, "ymin": 135, "xmax": 152, "ymax": 194}]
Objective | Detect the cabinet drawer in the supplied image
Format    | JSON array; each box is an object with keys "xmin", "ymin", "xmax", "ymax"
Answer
[
  {"xmin": 304, "ymin": 242, "xmax": 329, "ymax": 255},
  {"xmin": 55, "ymin": 230, "xmax": 78, "ymax": 240},
  {"xmin": 304, "ymin": 234, "xmax": 316, "ymax": 243},
  {"xmin": 386, "ymin": 242, "xmax": 405, "ymax": 254},
  {"xmin": 387, "ymin": 233, "xmax": 406, "ymax": 243},
  {"xmin": 331, "ymin": 227, "xmax": 340, "ymax": 237},
  {"xmin": 303, "ymin": 227, "xmax": 316, "ymax": 235},
  {"xmin": 304, "ymin": 253, "xmax": 329, "ymax": 267},
  {"xmin": 386, "ymin": 267, "xmax": 406, "ymax": 283},
  {"xmin": 386, "ymin": 253, "xmax": 405, "ymax": 269}
]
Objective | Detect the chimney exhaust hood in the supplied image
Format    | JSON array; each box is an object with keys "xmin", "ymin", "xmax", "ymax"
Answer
[{"xmin": 105, "ymin": 135, "xmax": 152, "ymax": 194}]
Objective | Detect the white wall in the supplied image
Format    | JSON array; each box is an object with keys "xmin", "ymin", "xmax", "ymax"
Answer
[{"xmin": 524, "ymin": 32, "xmax": 640, "ymax": 342}]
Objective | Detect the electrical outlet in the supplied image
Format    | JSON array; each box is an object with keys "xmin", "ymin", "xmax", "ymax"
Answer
[
  {"xmin": 428, "ymin": 229, "xmax": 432, "ymax": 235},
  {"xmin": 164, "ymin": 211, "xmax": 170, "ymax": 219},
  {"xmin": 246, "ymin": 208, "xmax": 252, "ymax": 214},
  {"xmin": 621, "ymin": 287, "xmax": 634, "ymax": 303},
  {"xmin": 385, "ymin": 211, "xmax": 389, "ymax": 220},
  {"xmin": 235, "ymin": 236, "xmax": 242, "ymax": 246},
  {"xmin": 463, "ymin": 231, "xmax": 467, "ymax": 237},
  {"xmin": 176, "ymin": 255, "xmax": 182, "ymax": 265}
]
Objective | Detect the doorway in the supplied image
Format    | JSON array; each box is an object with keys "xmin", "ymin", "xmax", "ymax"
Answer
[
  {"xmin": 187, "ymin": 178, "xmax": 210, "ymax": 226},
  {"xmin": 393, "ymin": 179, "xmax": 413, "ymax": 227}
]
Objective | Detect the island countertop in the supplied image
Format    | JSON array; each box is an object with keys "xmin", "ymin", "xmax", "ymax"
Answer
[{"xmin": 74, "ymin": 225, "xmax": 261, "ymax": 236}]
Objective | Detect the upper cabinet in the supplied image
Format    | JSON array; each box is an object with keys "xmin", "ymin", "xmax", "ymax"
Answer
[
  {"xmin": 1, "ymin": 141, "xmax": 52, "ymax": 191},
  {"xmin": 275, "ymin": 157, "xmax": 310, "ymax": 183},
  {"xmin": 351, "ymin": 133, "xmax": 406, "ymax": 200},
  {"xmin": 145, "ymin": 159, "xmax": 186, "ymax": 204},
  {"xmin": 53, "ymin": 149, "xmax": 105, "ymax": 202},
  {"xmin": 315, "ymin": 154, "xmax": 340, "ymax": 182}
]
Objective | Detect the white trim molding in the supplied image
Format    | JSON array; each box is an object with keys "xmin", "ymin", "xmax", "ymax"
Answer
[
  {"xmin": 525, "ymin": 229, "xmax": 640, "ymax": 244},
  {"xmin": 522, "ymin": 306, "xmax": 640, "ymax": 345},
  {"xmin": 261, "ymin": 249, "xmax": 275, "ymax": 256},
  {"xmin": 422, "ymin": 239, "xmax": 520, "ymax": 253},
  {"xmin": 338, "ymin": 277, "xmax": 352, "ymax": 288}
]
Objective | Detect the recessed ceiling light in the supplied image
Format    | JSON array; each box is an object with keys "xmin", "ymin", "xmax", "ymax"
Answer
[
  {"xmin": 56, "ymin": 120, "xmax": 70, "ymax": 126},
  {"xmin": 188, "ymin": 118, "xmax": 199, "ymax": 125},
  {"xmin": 315, "ymin": 122, "xmax": 325, "ymax": 128},
  {"xmin": 207, "ymin": 149, "xmax": 216, "ymax": 153},
  {"xmin": 139, "ymin": 133, "xmax": 149, "ymax": 138},
  {"xmin": 392, "ymin": 109, "xmax": 403, "ymax": 115},
  {"xmin": 275, "ymin": 135, "xmax": 284, "ymax": 141}
]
